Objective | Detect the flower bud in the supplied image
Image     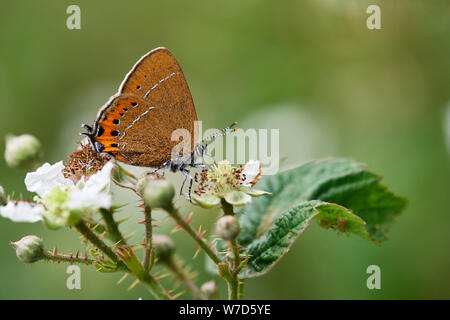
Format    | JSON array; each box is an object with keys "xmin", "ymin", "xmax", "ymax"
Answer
[
  {"xmin": 0, "ymin": 185, "xmax": 7, "ymax": 206},
  {"xmin": 4, "ymin": 134, "xmax": 42, "ymax": 169},
  {"xmin": 137, "ymin": 175, "xmax": 175, "ymax": 209},
  {"xmin": 153, "ymin": 234, "xmax": 175, "ymax": 261},
  {"xmin": 216, "ymin": 215, "xmax": 240, "ymax": 241},
  {"xmin": 200, "ymin": 280, "xmax": 218, "ymax": 300},
  {"xmin": 10, "ymin": 235, "xmax": 45, "ymax": 263}
]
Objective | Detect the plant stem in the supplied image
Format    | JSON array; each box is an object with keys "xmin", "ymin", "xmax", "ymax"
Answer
[
  {"xmin": 237, "ymin": 279, "xmax": 245, "ymax": 300},
  {"xmin": 164, "ymin": 203, "xmax": 221, "ymax": 265},
  {"xmin": 229, "ymin": 239, "xmax": 241, "ymax": 272},
  {"xmin": 75, "ymin": 220, "xmax": 126, "ymax": 270},
  {"xmin": 43, "ymin": 250, "xmax": 95, "ymax": 265},
  {"xmin": 143, "ymin": 204, "xmax": 153, "ymax": 271},
  {"xmin": 100, "ymin": 208, "xmax": 126, "ymax": 245},
  {"xmin": 221, "ymin": 198, "xmax": 234, "ymax": 215},
  {"xmin": 218, "ymin": 263, "xmax": 239, "ymax": 300},
  {"xmin": 163, "ymin": 255, "xmax": 203, "ymax": 299},
  {"xmin": 220, "ymin": 199, "xmax": 245, "ymax": 300},
  {"xmin": 139, "ymin": 273, "xmax": 171, "ymax": 300},
  {"xmin": 116, "ymin": 246, "xmax": 170, "ymax": 300}
]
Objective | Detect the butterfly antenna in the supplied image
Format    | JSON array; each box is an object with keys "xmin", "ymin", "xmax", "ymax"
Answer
[
  {"xmin": 201, "ymin": 122, "xmax": 238, "ymax": 144},
  {"xmin": 80, "ymin": 124, "xmax": 93, "ymax": 137}
]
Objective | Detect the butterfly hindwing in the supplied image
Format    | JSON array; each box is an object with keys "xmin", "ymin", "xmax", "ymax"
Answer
[{"xmin": 92, "ymin": 48, "xmax": 198, "ymax": 167}]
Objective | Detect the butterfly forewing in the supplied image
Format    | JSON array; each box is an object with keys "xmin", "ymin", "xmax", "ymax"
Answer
[{"xmin": 92, "ymin": 47, "xmax": 198, "ymax": 167}]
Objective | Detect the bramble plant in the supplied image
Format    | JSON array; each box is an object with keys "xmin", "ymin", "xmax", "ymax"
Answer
[{"xmin": 0, "ymin": 133, "xmax": 406, "ymax": 300}]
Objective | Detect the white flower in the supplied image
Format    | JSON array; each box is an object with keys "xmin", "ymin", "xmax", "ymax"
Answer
[
  {"xmin": 0, "ymin": 201, "xmax": 45, "ymax": 223},
  {"xmin": 192, "ymin": 160, "xmax": 270, "ymax": 208},
  {"xmin": 1, "ymin": 161, "xmax": 115, "ymax": 227}
]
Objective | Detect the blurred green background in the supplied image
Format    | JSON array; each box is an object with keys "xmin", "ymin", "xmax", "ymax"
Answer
[{"xmin": 0, "ymin": 0, "xmax": 449, "ymax": 299}]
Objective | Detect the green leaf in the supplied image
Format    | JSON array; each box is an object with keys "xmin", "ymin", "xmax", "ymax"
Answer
[
  {"xmin": 206, "ymin": 159, "xmax": 406, "ymax": 278},
  {"xmin": 241, "ymin": 201, "xmax": 369, "ymax": 278}
]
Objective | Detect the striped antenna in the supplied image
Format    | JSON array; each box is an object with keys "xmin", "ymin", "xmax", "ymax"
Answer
[{"xmin": 201, "ymin": 122, "xmax": 238, "ymax": 144}]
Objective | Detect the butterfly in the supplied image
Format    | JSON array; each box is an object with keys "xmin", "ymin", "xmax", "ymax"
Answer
[{"xmin": 81, "ymin": 47, "xmax": 236, "ymax": 196}]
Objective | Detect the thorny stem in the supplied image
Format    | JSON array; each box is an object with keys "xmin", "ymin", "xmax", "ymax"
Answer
[
  {"xmin": 164, "ymin": 203, "xmax": 221, "ymax": 265},
  {"xmin": 218, "ymin": 263, "xmax": 239, "ymax": 300},
  {"xmin": 116, "ymin": 246, "xmax": 170, "ymax": 300},
  {"xmin": 139, "ymin": 273, "xmax": 171, "ymax": 300},
  {"xmin": 163, "ymin": 255, "xmax": 203, "ymax": 300},
  {"xmin": 229, "ymin": 239, "xmax": 241, "ymax": 272},
  {"xmin": 143, "ymin": 204, "xmax": 153, "ymax": 271},
  {"xmin": 43, "ymin": 250, "xmax": 96, "ymax": 266},
  {"xmin": 100, "ymin": 208, "xmax": 126, "ymax": 245},
  {"xmin": 75, "ymin": 220, "xmax": 127, "ymax": 271},
  {"xmin": 220, "ymin": 198, "xmax": 244, "ymax": 300}
]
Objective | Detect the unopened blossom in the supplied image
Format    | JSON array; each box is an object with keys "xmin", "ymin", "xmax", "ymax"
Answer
[
  {"xmin": 10, "ymin": 235, "xmax": 45, "ymax": 263},
  {"xmin": 192, "ymin": 160, "xmax": 270, "ymax": 208},
  {"xmin": 4, "ymin": 134, "xmax": 42, "ymax": 169}
]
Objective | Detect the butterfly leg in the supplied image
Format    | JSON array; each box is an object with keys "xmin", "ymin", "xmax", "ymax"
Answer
[
  {"xmin": 188, "ymin": 177, "xmax": 194, "ymax": 202},
  {"xmin": 181, "ymin": 169, "xmax": 194, "ymax": 201},
  {"xmin": 180, "ymin": 173, "xmax": 188, "ymax": 196},
  {"xmin": 148, "ymin": 159, "xmax": 171, "ymax": 176}
]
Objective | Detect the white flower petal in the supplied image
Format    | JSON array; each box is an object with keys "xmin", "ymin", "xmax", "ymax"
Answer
[
  {"xmin": 25, "ymin": 161, "xmax": 74, "ymax": 197},
  {"xmin": 241, "ymin": 160, "xmax": 262, "ymax": 187},
  {"xmin": 192, "ymin": 194, "xmax": 221, "ymax": 209},
  {"xmin": 246, "ymin": 189, "xmax": 271, "ymax": 197},
  {"xmin": 224, "ymin": 191, "xmax": 252, "ymax": 206},
  {"xmin": 83, "ymin": 161, "xmax": 115, "ymax": 193},
  {"xmin": 68, "ymin": 163, "xmax": 114, "ymax": 210},
  {"xmin": 68, "ymin": 189, "xmax": 112, "ymax": 210},
  {"xmin": 0, "ymin": 201, "xmax": 44, "ymax": 223}
]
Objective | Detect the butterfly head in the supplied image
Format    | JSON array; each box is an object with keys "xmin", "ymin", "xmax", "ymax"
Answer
[{"xmin": 80, "ymin": 124, "xmax": 105, "ymax": 153}]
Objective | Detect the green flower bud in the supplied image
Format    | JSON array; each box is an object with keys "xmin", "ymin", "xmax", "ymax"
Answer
[
  {"xmin": 138, "ymin": 175, "xmax": 175, "ymax": 209},
  {"xmin": 216, "ymin": 215, "xmax": 240, "ymax": 241},
  {"xmin": 10, "ymin": 235, "xmax": 45, "ymax": 263},
  {"xmin": 153, "ymin": 234, "xmax": 175, "ymax": 261},
  {"xmin": 4, "ymin": 134, "xmax": 42, "ymax": 169},
  {"xmin": 42, "ymin": 187, "xmax": 84, "ymax": 229},
  {"xmin": 0, "ymin": 185, "xmax": 7, "ymax": 206},
  {"xmin": 200, "ymin": 280, "xmax": 218, "ymax": 300}
]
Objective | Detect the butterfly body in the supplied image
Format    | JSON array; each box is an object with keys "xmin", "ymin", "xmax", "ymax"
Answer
[
  {"xmin": 82, "ymin": 47, "xmax": 236, "ymax": 197},
  {"xmin": 83, "ymin": 47, "xmax": 197, "ymax": 167}
]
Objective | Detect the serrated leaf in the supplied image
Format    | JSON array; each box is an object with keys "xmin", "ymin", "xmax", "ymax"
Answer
[{"xmin": 206, "ymin": 158, "xmax": 406, "ymax": 278}]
